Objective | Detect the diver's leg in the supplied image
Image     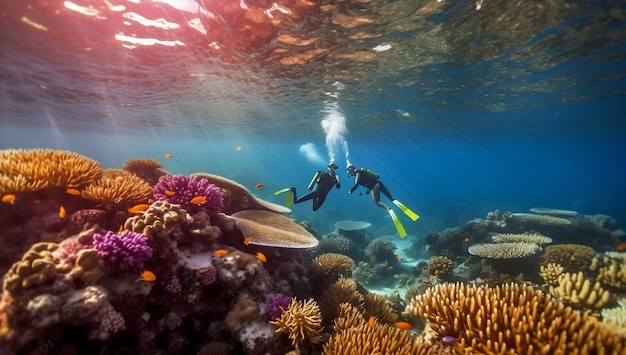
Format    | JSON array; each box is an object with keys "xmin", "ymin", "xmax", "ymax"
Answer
[
  {"xmin": 312, "ymin": 187, "xmax": 332, "ymax": 211},
  {"xmin": 371, "ymin": 183, "xmax": 390, "ymax": 210},
  {"xmin": 379, "ymin": 183, "xmax": 394, "ymax": 201},
  {"xmin": 294, "ymin": 190, "xmax": 316, "ymax": 204}
]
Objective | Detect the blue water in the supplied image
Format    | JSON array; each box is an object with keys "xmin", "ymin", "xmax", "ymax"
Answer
[{"xmin": 1, "ymin": 0, "xmax": 625, "ymax": 239}]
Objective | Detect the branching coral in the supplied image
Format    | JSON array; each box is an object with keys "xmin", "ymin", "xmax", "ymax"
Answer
[
  {"xmin": 92, "ymin": 230, "xmax": 152, "ymax": 271},
  {"xmin": 468, "ymin": 242, "xmax": 541, "ymax": 258},
  {"xmin": 312, "ymin": 253, "xmax": 354, "ymax": 280},
  {"xmin": 82, "ymin": 169, "xmax": 152, "ymax": 206},
  {"xmin": 363, "ymin": 292, "xmax": 397, "ymax": 325},
  {"xmin": 427, "ymin": 256, "xmax": 454, "ymax": 276},
  {"xmin": 407, "ymin": 282, "xmax": 625, "ymax": 354},
  {"xmin": 591, "ymin": 254, "xmax": 626, "ymax": 291},
  {"xmin": 319, "ymin": 277, "xmax": 365, "ymax": 323},
  {"xmin": 539, "ymin": 262, "xmax": 565, "ymax": 287},
  {"xmin": 491, "ymin": 232, "xmax": 552, "ymax": 245},
  {"xmin": 270, "ymin": 297, "xmax": 324, "ymax": 350},
  {"xmin": 548, "ymin": 271, "xmax": 611, "ymax": 309},
  {"xmin": 331, "ymin": 302, "xmax": 365, "ymax": 334},
  {"xmin": 230, "ymin": 210, "xmax": 319, "ymax": 248},
  {"xmin": 541, "ymin": 244, "xmax": 597, "ymax": 273},
  {"xmin": 153, "ymin": 175, "xmax": 224, "ymax": 215}
]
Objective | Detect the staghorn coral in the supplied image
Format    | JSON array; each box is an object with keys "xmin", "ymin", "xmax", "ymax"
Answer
[
  {"xmin": 269, "ymin": 297, "xmax": 323, "ymax": 350},
  {"xmin": 3, "ymin": 242, "xmax": 61, "ymax": 294},
  {"xmin": 467, "ymin": 242, "xmax": 541, "ymax": 259},
  {"xmin": 92, "ymin": 230, "xmax": 152, "ymax": 271},
  {"xmin": 193, "ymin": 172, "xmax": 291, "ymax": 214},
  {"xmin": 407, "ymin": 282, "xmax": 625, "ymax": 354},
  {"xmin": 0, "ymin": 149, "xmax": 102, "ymax": 193},
  {"xmin": 542, "ymin": 244, "xmax": 597, "ymax": 273},
  {"xmin": 539, "ymin": 262, "xmax": 565, "ymax": 287},
  {"xmin": 491, "ymin": 232, "xmax": 552, "ymax": 245},
  {"xmin": 230, "ymin": 210, "xmax": 319, "ymax": 248},
  {"xmin": 363, "ymin": 292, "xmax": 397, "ymax": 325},
  {"xmin": 548, "ymin": 271, "xmax": 611, "ymax": 309},
  {"xmin": 319, "ymin": 277, "xmax": 365, "ymax": 323},
  {"xmin": 427, "ymin": 256, "xmax": 454, "ymax": 276},
  {"xmin": 312, "ymin": 253, "xmax": 354, "ymax": 280},
  {"xmin": 153, "ymin": 175, "xmax": 224, "ymax": 215},
  {"xmin": 122, "ymin": 158, "xmax": 168, "ymax": 186},
  {"xmin": 323, "ymin": 320, "xmax": 428, "ymax": 355},
  {"xmin": 82, "ymin": 169, "xmax": 152, "ymax": 206}
]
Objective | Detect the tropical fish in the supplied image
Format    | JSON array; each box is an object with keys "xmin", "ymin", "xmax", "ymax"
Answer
[
  {"xmin": 243, "ymin": 237, "xmax": 252, "ymax": 245},
  {"xmin": 128, "ymin": 204, "xmax": 150, "ymax": 213},
  {"xmin": 165, "ymin": 153, "xmax": 173, "ymax": 158},
  {"xmin": 442, "ymin": 335, "xmax": 460, "ymax": 343},
  {"xmin": 395, "ymin": 321, "xmax": 413, "ymax": 330},
  {"xmin": 214, "ymin": 249, "xmax": 229, "ymax": 256},
  {"xmin": 66, "ymin": 188, "xmax": 81, "ymax": 196},
  {"xmin": 140, "ymin": 270, "xmax": 156, "ymax": 282},
  {"xmin": 463, "ymin": 237, "xmax": 470, "ymax": 243},
  {"xmin": 256, "ymin": 252, "xmax": 267, "ymax": 263},
  {"xmin": 164, "ymin": 190, "xmax": 176, "ymax": 196},
  {"xmin": 190, "ymin": 196, "xmax": 207, "ymax": 205},
  {"xmin": 118, "ymin": 225, "xmax": 124, "ymax": 233},
  {"xmin": 236, "ymin": 146, "xmax": 242, "ymax": 151},
  {"xmin": 2, "ymin": 194, "xmax": 16, "ymax": 204},
  {"xmin": 616, "ymin": 242, "xmax": 626, "ymax": 251},
  {"xmin": 394, "ymin": 254, "xmax": 401, "ymax": 260},
  {"xmin": 368, "ymin": 315, "xmax": 376, "ymax": 326},
  {"xmin": 59, "ymin": 206, "xmax": 66, "ymax": 218},
  {"xmin": 255, "ymin": 183, "xmax": 264, "ymax": 189}
]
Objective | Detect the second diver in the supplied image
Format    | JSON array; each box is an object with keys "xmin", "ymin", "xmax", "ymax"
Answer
[
  {"xmin": 275, "ymin": 162, "xmax": 341, "ymax": 211},
  {"xmin": 346, "ymin": 164, "xmax": 419, "ymax": 237}
]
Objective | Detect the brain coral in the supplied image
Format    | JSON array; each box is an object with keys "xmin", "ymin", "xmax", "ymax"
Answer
[
  {"xmin": 153, "ymin": 175, "xmax": 224, "ymax": 215},
  {"xmin": 407, "ymin": 282, "xmax": 625, "ymax": 354}
]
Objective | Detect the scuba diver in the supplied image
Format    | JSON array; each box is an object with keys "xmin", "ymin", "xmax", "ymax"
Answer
[
  {"xmin": 346, "ymin": 164, "xmax": 419, "ymax": 238},
  {"xmin": 274, "ymin": 162, "xmax": 341, "ymax": 211}
]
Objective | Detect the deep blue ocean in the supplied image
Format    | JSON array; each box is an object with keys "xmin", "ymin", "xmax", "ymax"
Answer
[{"xmin": 1, "ymin": 0, "xmax": 625, "ymax": 238}]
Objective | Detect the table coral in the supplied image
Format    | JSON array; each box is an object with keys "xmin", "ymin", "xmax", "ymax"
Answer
[
  {"xmin": 407, "ymin": 282, "xmax": 625, "ymax": 354},
  {"xmin": 153, "ymin": 174, "xmax": 224, "ymax": 215},
  {"xmin": 490, "ymin": 232, "xmax": 552, "ymax": 245},
  {"xmin": 230, "ymin": 210, "xmax": 319, "ymax": 248},
  {"xmin": 92, "ymin": 230, "xmax": 153, "ymax": 271},
  {"xmin": 467, "ymin": 242, "xmax": 541, "ymax": 258}
]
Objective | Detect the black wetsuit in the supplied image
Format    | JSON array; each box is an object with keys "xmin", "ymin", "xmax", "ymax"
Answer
[
  {"xmin": 292, "ymin": 170, "xmax": 341, "ymax": 211},
  {"xmin": 348, "ymin": 168, "xmax": 394, "ymax": 210}
]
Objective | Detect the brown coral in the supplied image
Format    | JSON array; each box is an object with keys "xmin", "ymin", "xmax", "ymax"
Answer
[
  {"xmin": 542, "ymin": 244, "xmax": 597, "ymax": 273},
  {"xmin": 124, "ymin": 201, "xmax": 192, "ymax": 240},
  {"xmin": 331, "ymin": 302, "xmax": 365, "ymax": 334},
  {"xmin": 0, "ymin": 149, "xmax": 102, "ymax": 194},
  {"xmin": 427, "ymin": 255, "xmax": 454, "ymax": 276},
  {"xmin": 319, "ymin": 277, "xmax": 365, "ymax": 323},
  {"xmin": 82, "ymin": 169, "xmax": 152, "ymax": 206},
  {"xmin": 312, "ymin": 253, "xmax": 354, "ymax": 280},
  {"xmin": 548, "ymin": 271, "xmax": 611, "ymax": 309},
  {"xmin": 363, "ymin": 292, "xmax": 397, "ymax": 325},
  {"xmin": 230, "ymin": 210, "xmax": 318, "ymax": 248},
  {"xmin": 3, "ymin": 242, "xmax": 61, "ymax": 294},
  {"xmin": 407, "ymin": 282, "xmax": 625, "ymax": 354},
  {"xmin": 122, "ymin": 158, "xmax": 168, "ymax": 186},
  {"xmin": 323, "ymin": 321, "xmax": 428, "ymax": 355},
  {"xmin": 270, "ymin": 297, "xmax": 323, "ymax": 350}
]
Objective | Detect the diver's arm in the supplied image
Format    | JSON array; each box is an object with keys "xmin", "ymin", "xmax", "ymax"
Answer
[
  {"xmin": 335, "ymin": 175, "xmax": 341, "ymax": 189},
  {"xmin": 348, "ymin": 172, "xmax": 360, "ymax": 194}
]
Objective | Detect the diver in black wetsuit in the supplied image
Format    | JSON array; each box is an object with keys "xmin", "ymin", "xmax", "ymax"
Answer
[
  {"xmin": 275, "ymin": 162, "xmax": 341, "ymax": 211},
  {"xmin": 346, "ymin": 164, "xmax": 419, "ymax": 237}
]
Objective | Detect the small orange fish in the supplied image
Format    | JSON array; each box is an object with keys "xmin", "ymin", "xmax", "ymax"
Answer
[
  {"xmin": 463, "ymin": 237, "xmax": 470, "ymax": 243},
  {"xmin": 243, "ymin": 237, "xmax": 252, "ymax": 245},
  {"xmin": 256, "ymin": 251, "xmax": 267, "ymax": 263},
  {"xmin": 140, "ymin": 270, "xmax": 156, "ymax": 282},
  {"xmin": 165, "ymin": 153, "xmax": 173, "ymax": 158},
  {"xmin": 214, "ymin": 249, "xmax": 229, "ymax": 256},
  {"xmin": 395, "ymin": 321, "xmax": 413, "ymax": 330},
  {"xmin": 616, "ymin": 242, "xmax": 626, "ymax": 251},
  {"xmin": 59, "ymin": 206, "xmax": 66, "ymax": 218},
  {"xmin": 66, "ymin": 188, "xmax": 81, "ymax": 196},
  {"xmin": 255, "ymin": 183, "xmax": 264, "ymax": 189},
  {"xmin": 198, "ymin": 268, "xmax": 210, "ymax": 274},
  {"xmin": 2, "ymin": 194, "xmax": 16, "ymax": 204},
  {"xmin": 164, "ymin": 190, "xmax": 176, "ymax": 196},
  {"xmin": 236, "ymin": 146, "xmax": 242, "ymax": 151},
  {"xmin": 118, "ymin": 225, "xmax": 124, "ymax": 233},
  {"xmin": 394, "ymin": 254, "xmax": 401, "ymax": 260},
  {"xmin": 190, "ymin": 196, "xmax": 206, "ymax": 205},
  {"xmin": 434, "ymin": 269, "xmax": 440, "ymax": 276},
  {"xmin": 368, "ymin": 315, "xmax": 377, "ymax": 326},
  {"xmin": 115, "ymin": 176, "xmax": 124, "ymax": 183},
  {"xmin": 128, "ymin": 204, "xmax": 150, "ymax": 213}
]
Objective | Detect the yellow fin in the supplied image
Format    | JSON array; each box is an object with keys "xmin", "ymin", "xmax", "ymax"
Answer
[
  {"xmin": 387, "ymin": 209, "xmax": 407, "ymax": 238},
  {"xmin": 392, "ymin": 200, "xmax": 419, "ymax": 221}
]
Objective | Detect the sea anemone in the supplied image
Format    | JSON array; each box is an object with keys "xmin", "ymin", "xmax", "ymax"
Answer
[{"xmin": 153, "ymin": 175, "xmax": 224, "ymax": 215}]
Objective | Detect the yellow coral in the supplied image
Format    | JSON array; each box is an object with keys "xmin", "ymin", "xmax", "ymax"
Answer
[
  {"xmin": 548, "ymin": 271, "xmax": 611, "ymax": 309},
  {"xmin": 3, "ymin": 242, "xmax": 61, "ymax": 293},
  {"xmin": 602, "ymin": 298, "xmax": 626, "ymax": 337},
  {"xmin": 539, "ymin": 262, "xmax": 565, "ymax": 287},
  {"xmin": 363, "ymin": 292, "xmax": 398, "ymax": 325},
  {"xmin": 407, "ymin": 282, "xmax": 625, "ymax": 354},
  {"xmin": 323, "ymin": 321, "xmax": 429, "ymax": 355},
  {"xmin": 270, "ymin": 297, "xmax": 323, "ymax": 350},
  {"xmin": 591, "ymin": 254, "xmax": 626, "ymax": 291},
  {"xmin": 122, "ymin": 158, "xmax": 168, "ymax": 185},
  {"xmin": 331, "ymin": 302, "xmax": 365, "ymax": 333}
]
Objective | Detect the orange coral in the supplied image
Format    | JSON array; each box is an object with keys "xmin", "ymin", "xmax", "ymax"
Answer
[{"xmin": 82, "ymin": 169, "xmax": 152, "ymax": 206}]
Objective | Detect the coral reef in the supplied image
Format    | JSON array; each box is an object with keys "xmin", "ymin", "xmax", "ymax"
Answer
[
  {"xmin": 548, "ymin": 271, "xmax": 611, "ymax": 309},
  {"xmin": 311, "ymin": 253, "xmax": 354, "ymax": 281},
  {"xmin": 363, "ymin": 292, "xmax": 397, "ymax": 325},
  {"xmin": 541, "ymin": 243, "xmax": 597, "ymax": 273},
  {"xmin": 467, "ymin": 242, "xmax": 541, "ymax": 259},
  {"xmin": 490, "ymin": 232, "xmax": 552, "ymax": 244},
  {"xmin": 539, "ymin": 262, "xmax": 565, "ymax": 286},
  {"xmin": 153, "ymin": 175, "xmax": 224, "ymax": 215},
  {"xmin": 3, "ymin": 242, "xmax": 60, "ymax": 294},
  {"xmin": 407, "ymin": 282, "xmax": 625, "ymax": 354},
  {"xmin": 122, "ymin": 158, "xmax": 168, "ymax": 186},
  {"xmin": 92, "ymin": 230, "xmax": 153, "ymax": 271},
  {"xmin": 269, "ymin": 297, "xmax": 324, "ymax": 350},
  {"xmin": 427, "ymin": 256, "xmax": 454, "ymax": 277},
  {"xmin": 364, "ymin": 237, "xmax": 397, "ymax": 263},
  {"xmin": 319, "ymin": 277, "xmax": 365, "ymax": 322},
  {"xmin": 82, "ymin": 169, "xmax": 152, "ymax": 206}
]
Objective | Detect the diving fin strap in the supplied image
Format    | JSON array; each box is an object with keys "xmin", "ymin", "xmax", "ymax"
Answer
[
  {"xmin": 392, "ymin": 200, "xmax": 420, "ymax": 221},
  {"xmin": 387, "ymin": 208, "xmax": 407, "ymax": 238},
  {"xmin": 273, "ymin": 188, "xmax": 293, "ymax": 207}
]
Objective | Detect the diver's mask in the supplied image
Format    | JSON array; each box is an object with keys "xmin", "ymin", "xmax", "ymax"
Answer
[
  {"xmin": 346, "ymin": 165, "xmax": 357, "ymax": 176},
  {"xmin": 328, "ymin": 162, "xmax": 338, "ymax": 171}
]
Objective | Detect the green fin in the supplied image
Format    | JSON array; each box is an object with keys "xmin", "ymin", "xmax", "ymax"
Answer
[
  {"xmin": 392, "ymin": 200, "xmax": 420, "ymax": 221},
  {"xmin": 387, "ymin": 209, "xmax": 407, "ymax": 238},
  {"xmin": 274, "ymin": 188, "xmax": 293, "ymax": 207}
]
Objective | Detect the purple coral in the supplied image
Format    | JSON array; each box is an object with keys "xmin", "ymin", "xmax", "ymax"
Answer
[
  {"xmin": 153, "ymin": 175, "xmax": 224, "ymax": 215},
  {"xmin": 265, "ymin": 294, "xmax": 292, "ymax": 320},
  {"xmin": 92, "ymin": 230, "xmax": 153, "ymax": 270}
]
